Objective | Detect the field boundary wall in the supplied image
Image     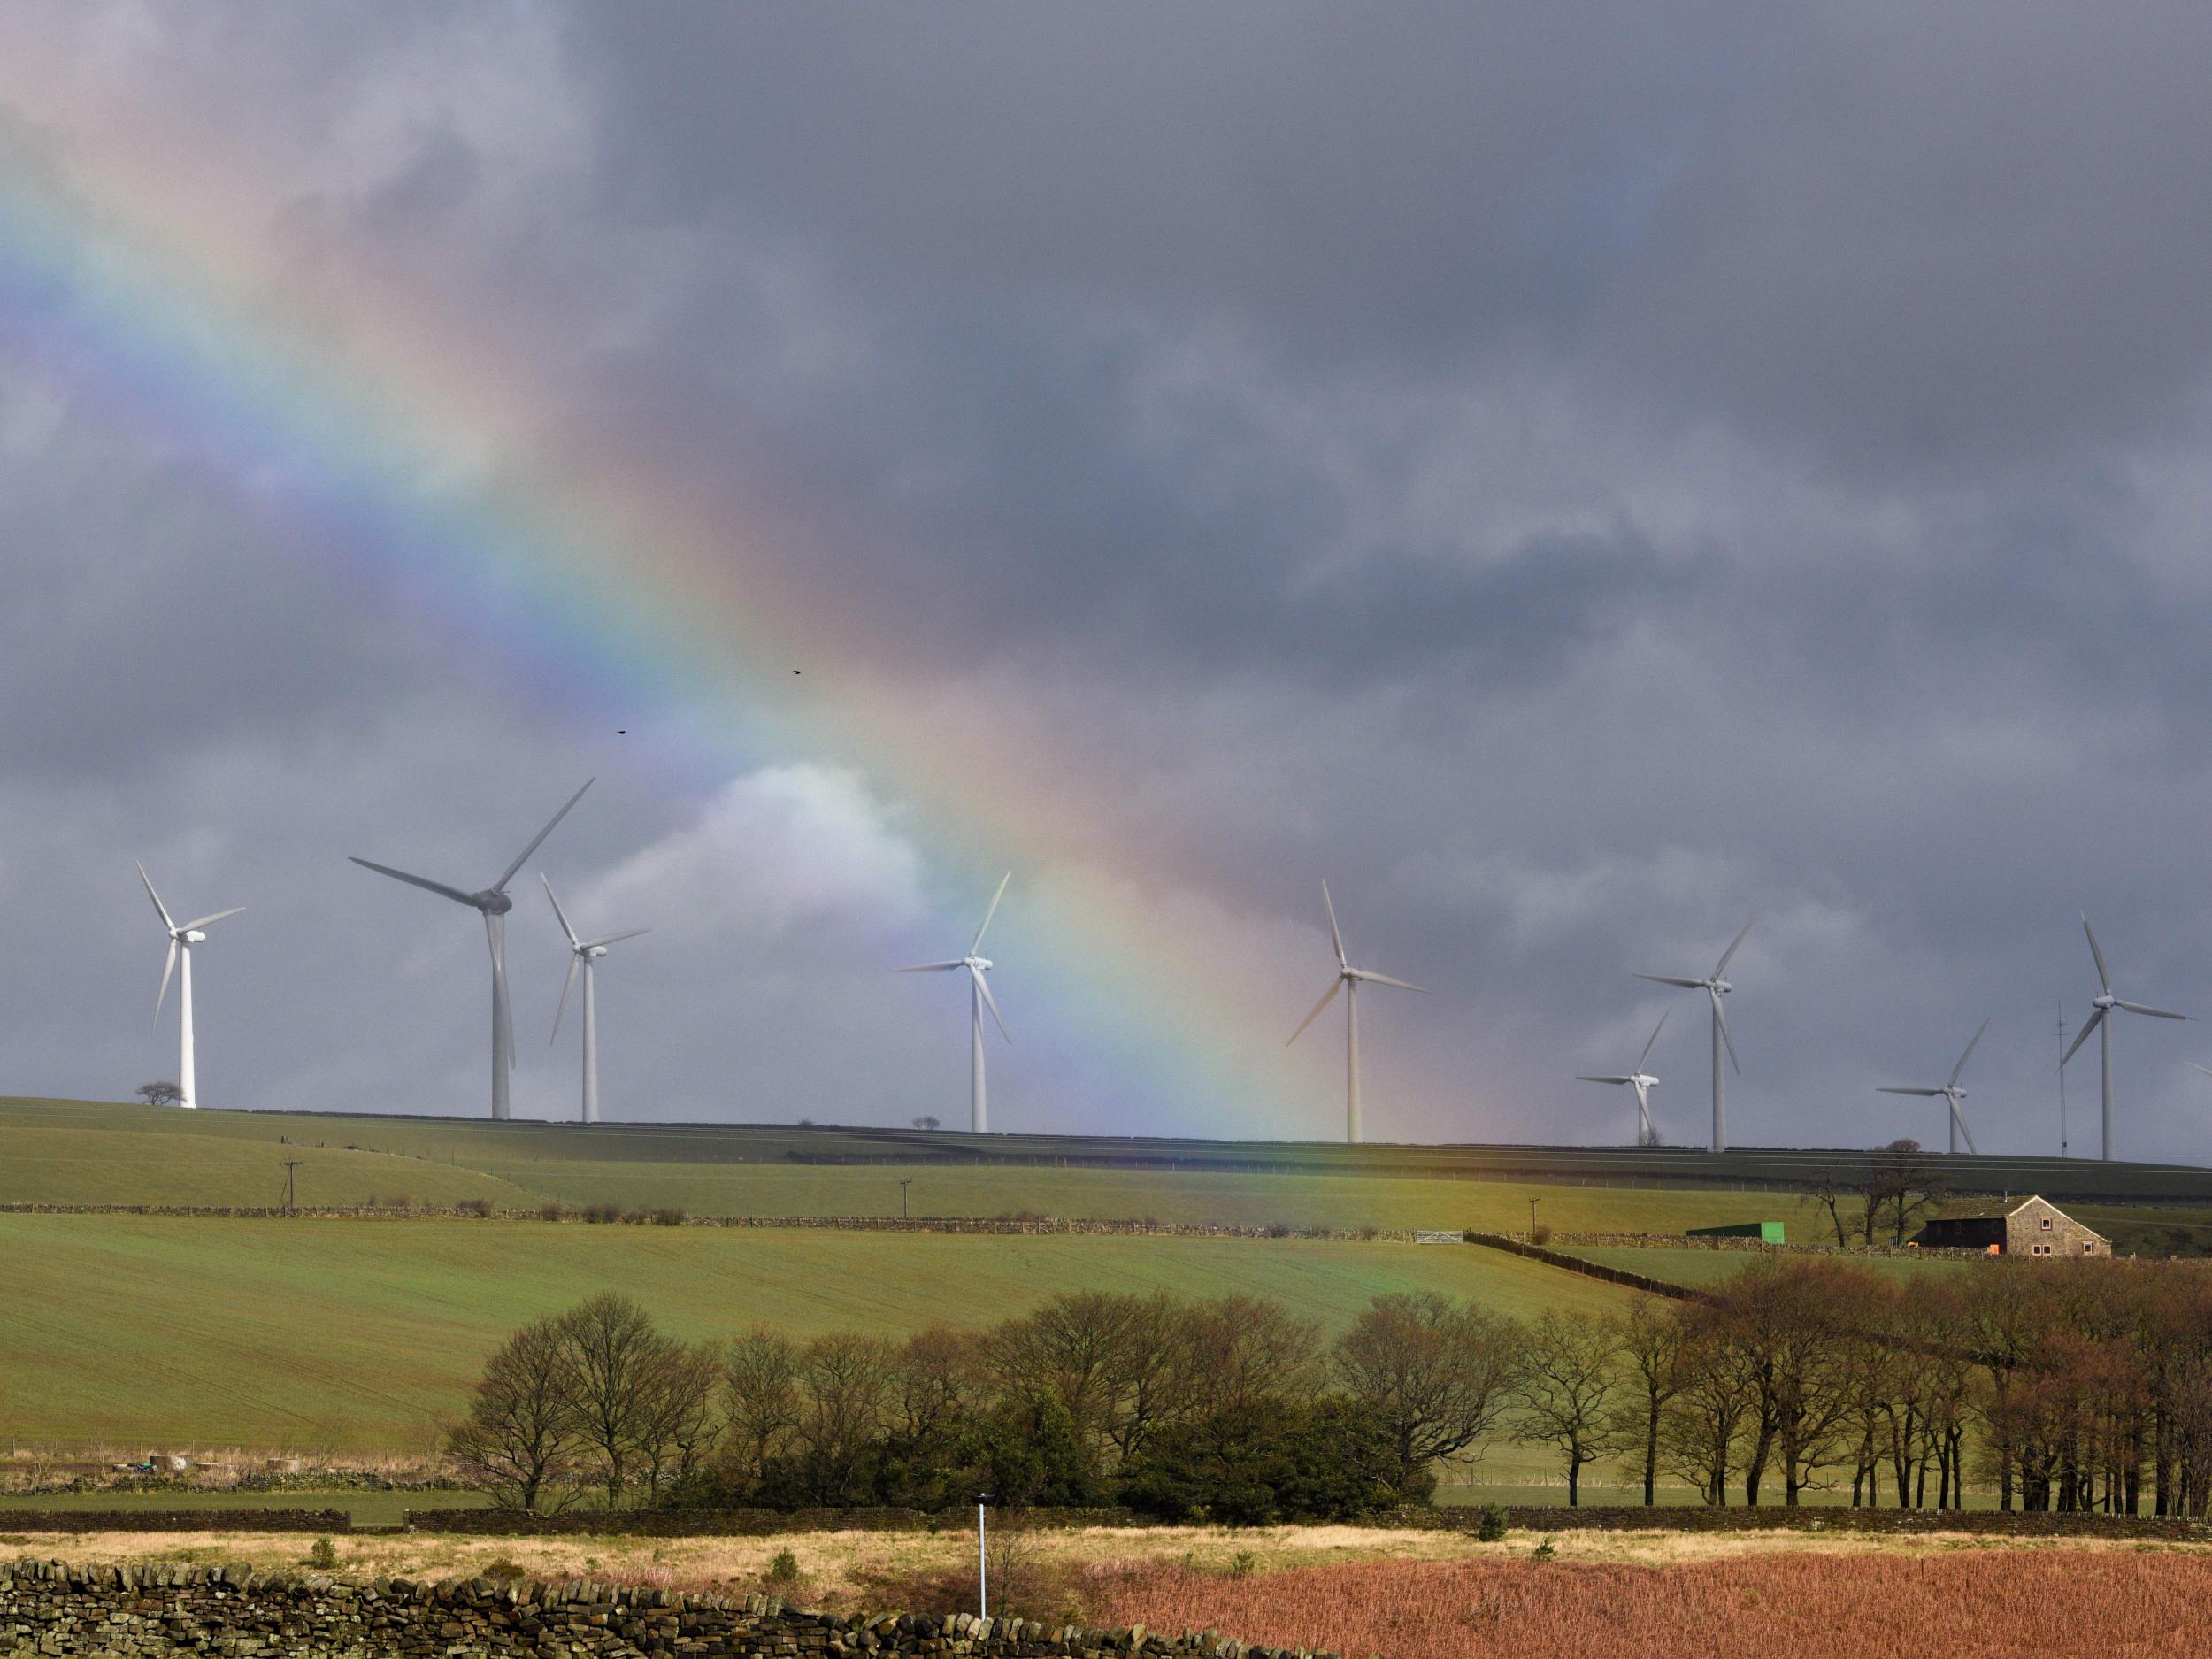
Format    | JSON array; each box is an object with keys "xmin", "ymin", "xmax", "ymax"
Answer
[
  {"xmin": 0, "ymin": 1510, "xmax": 350, "ymax": 1534},
  {"xmin": 0, "ymin": 1558, "xmax": 1280, "ymax": 1657}
]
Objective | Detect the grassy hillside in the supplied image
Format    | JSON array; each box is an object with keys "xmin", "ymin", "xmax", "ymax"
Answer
[
  {"xmin": 0, "ymin": 1100, "xmax": 531, "ymax": 1209},
  {"xmin": 0, "ymin": 1100, "xmax": 1837, "ymax": 1233},
  {"xmin": 0, "ymin": 1214, "xmax": 1635, "ymax": 1451}
]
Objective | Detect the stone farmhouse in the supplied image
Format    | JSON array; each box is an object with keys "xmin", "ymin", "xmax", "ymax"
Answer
[{"xmin": 1916, "ymin": 1194, "xmax": 2109, "ymax": 1256}]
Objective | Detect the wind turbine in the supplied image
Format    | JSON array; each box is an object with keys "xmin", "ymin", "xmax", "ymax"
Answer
[
  {"xmin": 1635, "ymin": 911, "xmax": 1758, "ymax": 1155},
  {"xmin": 349, "ymin": 779, "xmax": 594, "ymax": 1121},
  {"xmin": 543, "ymin": 874, "xmax": 649, "ymax": 1125},
  {"xmin": 1878, "ymin": 1018, "xmax": 1990, "ymax": 1156},
  {"xmin": 1286, "ymin": 882, "xmax": 1425, "ymax": 1145},
  {"xmin": 1577, "ymin": 1009, "xmax": 1671, "ymax": 1146},
  {"xmin": 2062, "ymin": 913, "xmax": 2186, "ymax": 1161},
  {"xmin": 896, "ymin": 872, "xmax": 1012, "ymax": 1133},
  {"xmin": 135, "ymin": 864, "xmax": 243, "ymax": 1111}
]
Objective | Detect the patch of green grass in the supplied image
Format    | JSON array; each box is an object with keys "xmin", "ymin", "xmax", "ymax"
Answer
[
  {"xmin": 0, "ymin": 1215, "xmax": 1636, "ymax": 1452},
  {"xmin": 1555, "ymin": 1244, "xmax": 1977, "ymax": 1288}
]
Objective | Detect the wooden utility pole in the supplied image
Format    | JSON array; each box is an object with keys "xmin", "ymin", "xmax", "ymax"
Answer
[
  {"xmin": 280, "ymin": 1161, "xmax": 302, "ymax": 1212},
  {"xmin": 899, "ymin": 1179, "xmax": 913, "ymax": 1220}
]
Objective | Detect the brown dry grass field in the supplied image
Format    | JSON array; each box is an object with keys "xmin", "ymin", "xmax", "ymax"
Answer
[{"xmin": 14, "ymin": 1525, "xmax": 2211, "ymax": 1658}]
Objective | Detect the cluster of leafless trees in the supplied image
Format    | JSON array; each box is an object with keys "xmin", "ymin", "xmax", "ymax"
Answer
[
  {"xmin": 449, "ymin": 1256, "xmax": 2212, "ymax": 1517},
  {"xmin": 1609, "ymin": 1256, "xmax": 2212, "ymax": 1515},
  {"xmin": 445, "ymin": 1293, "xmax": 721, "ymax": 1512}
]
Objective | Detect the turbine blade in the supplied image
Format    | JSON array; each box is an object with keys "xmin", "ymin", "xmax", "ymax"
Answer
[
  {"xmin": 1876, "ymin": 1087, "xmax": 1943, "ymax": 1097},
  {"xmin": 541, "ymin": 873, "xmax": 581, "ymax": 948},
  {"xmin": 179, "ymin": 907, "xmax": 245, "ymax": 933},
  {"xmin": 1633, "ymin": 973, "xmax": 1704, "ymax": 989},
  {"xmin": 1359, "ymin": 972, "xmax": 1425, "ymax": 993},
  {"xmin": 493, "ymin": 778, "xmax": 595, "ymax": 894},
  {"xmin": 583, "ymin": 927, "xmax": 650, "ymax": 949},
  {"xmin": 1576, "ymin": 1075, "xmax": 1632, "ymax": 1086},
  {"xmin": 1636, "ymin": 1006, "xmax": 1672, "ymax": 1071},
  {"xmin": 2081, "ymin": 913, "xmax": 2112, "ymax": 994},
  {"xmin": 1286, "ymin": 978, "xmax": 1343, "ymax": 1046},
  {"xmin": 2116, "ymin": 999, "xmax": 2188, "ymax": 1021},
  {"xmin": 2061, "ymin": 1004, "xmax": 2105, "ymax": 1066},
  {"xmin": 1955, "ymin": 1100, "xmax": 1978, "ymax": 1156},
  {"xmin": 1711, "ymin": 987, "xmax": 1740, "ymax": 1074},
  {"xmin": 156, "ymin": 937, "xmax": 177, "ymax": 1021},
  {"xmin": 135, "ymin": 862, "xmax": 176, "ymax": 933},
  {"xmin": 969, "ymin": 871, "xmax": 1011, "ymax": 956},
  {"xmin": 894, "ymin": 961, "xmax": 966, "ymax": 972},
  {"xmin": 2187, "ymin": 1061, "xmax": 2212, "ymax": 1081},
  {"xmin": 1947, "ymin": 1018, "xmax": 1991, "ymax": 1088},
  {"xmin": 1713, "ymin": 910, "xmax": 1761, "ymax": 978},
  {"xmin": 1321, "ymin": 881, "xmax": 1348, "ymax": 971},
  {"xmin": 970, "ymin": 963, "xmax": 1011, "ymax": 1043},
  {"xmin": 552, "ymin": 954, "xmax": 580, "ymax": 1042},
  {"xmin": 350, "ymin": 857, "xmax": 479, "ymax": 907}
]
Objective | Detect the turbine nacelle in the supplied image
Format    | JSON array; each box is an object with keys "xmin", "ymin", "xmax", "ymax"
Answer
[
  {"xmin": 968, "ymin": 956, "xmax": 994, "ymax": 972},
  {"xmin": 473, "ymin": 889, "xmax": 514, "ymax": 915},
  {"xmin": 180, "ymin": 929, "xmax": 207, "ymax": 946}
]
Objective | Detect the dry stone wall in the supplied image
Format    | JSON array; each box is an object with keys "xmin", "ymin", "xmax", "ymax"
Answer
[{"xmin": 0, "ymin": 1559, "xmax": 1314, "ymax": 1659}]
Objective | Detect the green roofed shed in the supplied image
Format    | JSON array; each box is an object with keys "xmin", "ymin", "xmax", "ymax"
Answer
[{"xmin": 1686, "ymin": 1221, "xmax": 1785, "ymax": 1243}]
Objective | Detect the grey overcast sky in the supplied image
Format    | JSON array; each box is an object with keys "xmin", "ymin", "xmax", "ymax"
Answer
[{"xmin": 4, "ymin": 3, "xmax": 2212, "ymax": 1158}]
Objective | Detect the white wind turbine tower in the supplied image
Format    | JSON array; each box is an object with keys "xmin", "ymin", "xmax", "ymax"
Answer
[
  {"xmin": 349, "ymin": 780, "xmax": 594, "ymax": 1121},
  {"xmin": 1286, "ymin": 882, "xmax": 1425, "ymax": 1145},
  {"xmin": 896, "ymin": 872, "xmax": 1012, "ymax": 1133},
  {"xmin": 2062, "ymin": 913, "xmax": 2186, "ymax": 1162},
  {"xmin": 1878, "ymin": 1018, "xmax": 1991, "ymax": 1156},
  {"xmin": 542, "ymin": 874, "xmax": 649, "ymax": 1125},
  {"xmin": 1635, "ymin": 911, "xmax": 1758, "ymax": 1155},
  {"xmin": 1577, "ymin": 1009, "xmax": 1671, "ymax": 1147},
  {"xmin": 135, "ymin": 864, "xmax": 243, "ymax": 1111}
]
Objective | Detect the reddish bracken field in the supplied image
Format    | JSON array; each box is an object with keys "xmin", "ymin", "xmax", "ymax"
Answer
[{"xmin": 1081, "ymin": 1550, "xmax": 2212, "ymax": 1659}]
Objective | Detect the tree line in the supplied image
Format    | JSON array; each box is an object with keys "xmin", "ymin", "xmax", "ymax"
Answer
[{"xmin": 448, "ymin": 1256, "xmax": 2212, "ymax": 1520}]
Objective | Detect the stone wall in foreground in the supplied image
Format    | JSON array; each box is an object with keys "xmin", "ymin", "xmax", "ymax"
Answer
[{"xmin": 0, "ymin": 1559, "xmax": 1304, "ymax": 1659}]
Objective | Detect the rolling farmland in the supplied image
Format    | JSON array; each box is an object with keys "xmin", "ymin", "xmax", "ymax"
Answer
[{"xmin": 0, "ymin": 1212, "xmax": 1634, "ymax": 1450}]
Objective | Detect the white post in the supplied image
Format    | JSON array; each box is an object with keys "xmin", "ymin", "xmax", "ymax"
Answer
[
  {"xmin": 977, "ymin": 1501, "xmax": 987, "ymax": 1618},
  {"xmin": 177, "ymin": 943, "xmax": 197, "ymax": 1110},
  {"xmin": 1345, "ymin": 979, "xmax": 1362, "ymax": 1145},
  {"xmin": 581, "ymin": 958, "xmax": 600, "ymax": 1124},
  {"xmin": 971, "ymin": 976, "xmax": 988, "ymax": 1134}
]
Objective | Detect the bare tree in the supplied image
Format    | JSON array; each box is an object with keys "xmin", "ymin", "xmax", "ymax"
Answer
[
  {"xmin": 135, "ymin": 1081, "xmax": 183, "ymax": 1109},
  {"xmin": 795, "ymin": 1331, "xmax": 896, "ymax": 1501},
  {"xmin": 1863, "ymin": 1140, "xmax": 1947, "ymax": 1245},
  {"xmin": 1609, "ymin": 1297, "xmax": 1689, "ymax": 1506},
  {"xmin": 1515, "ymin": 1310, "xmax": 1628, "ymax": 1505},
  {"xmin": 1659, "ymin": 1310, "xmax": 1755, "ymax": 1506},
  {"xmin": 722, "ymin": 1326, "xmax": 803, "ymax": 1487},
  {"xmin": 632, "ymin": 1340, "xmax": 725, "ymax": 1498},
  {"xmin": 1332, "ymin": 1293, "xmax": 1526, "ymax": 1471},
  {"xmin": 445, "ymin": 1316, "xmax": 582, "ymax": 1512},
  {"xmin": 911, "ymin": 1115, "xmax": 941, "ymax": 1131},
  {"xmin": 556, "ymin": 1292, "xmax": 679, "ymax": 1508},
  {"xmin": 1179, "ymin": 1295, "xmax": 1325, "ymax": 1418}
]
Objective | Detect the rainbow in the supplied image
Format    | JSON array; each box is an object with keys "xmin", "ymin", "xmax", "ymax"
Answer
[{"xmin": 0, "ymin": 99, "xmax": 1310, "ymax": 1135}]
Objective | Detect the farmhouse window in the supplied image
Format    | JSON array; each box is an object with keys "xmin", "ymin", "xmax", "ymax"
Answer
[{"xmin": 2041, "ymin": 1217, "xmax": 2053, "ymax": 1229}]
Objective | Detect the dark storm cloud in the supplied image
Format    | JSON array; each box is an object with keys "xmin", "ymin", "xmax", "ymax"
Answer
[{"xmin": 8, "ymin": 2, "xmax": 2212, "ymax": 1160}]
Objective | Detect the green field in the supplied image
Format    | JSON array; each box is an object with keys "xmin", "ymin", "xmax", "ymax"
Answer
[
  {"xmin": 0, "ymin": 1214, "xmax": 1635, "ymax": 1452},
  {"xmin": 0, "ymin": 1100, "xmax": 1829, "ymax": 1234},
  {"xmin": 1557, "ymin": 1243, "xmax": 1976, "ymax": 1289}
]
